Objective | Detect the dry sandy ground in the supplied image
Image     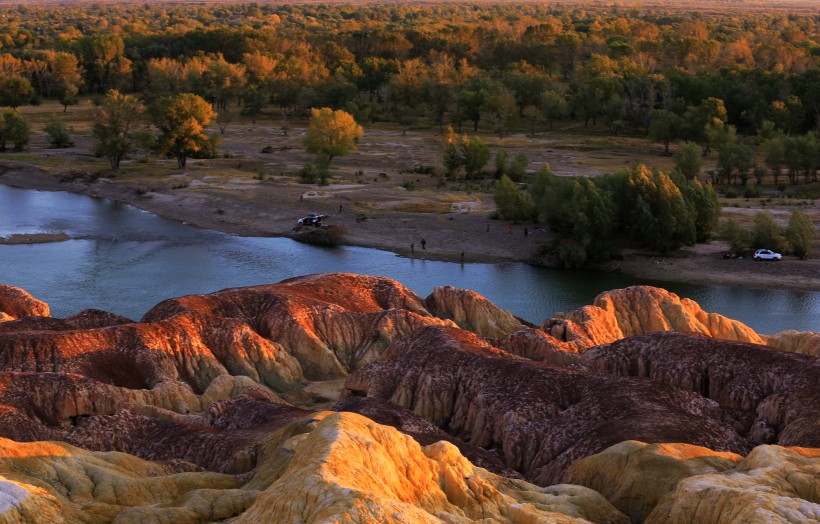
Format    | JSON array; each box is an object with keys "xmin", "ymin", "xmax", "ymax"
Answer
[{"xmin": 1, "ymin": 119, "xmax": 818, "ymax": 293}]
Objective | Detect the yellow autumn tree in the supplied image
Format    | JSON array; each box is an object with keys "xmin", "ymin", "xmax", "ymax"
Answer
[
  {"xmin": 303, "ymin": 107, "xmax": 363, "ymax": 171},
  {"xmin": 151, "ymin": 93, "xmax": 216, "ymax": 168}
]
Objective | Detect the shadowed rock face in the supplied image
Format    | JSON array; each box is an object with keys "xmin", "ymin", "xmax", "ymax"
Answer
[
  {"xmin": 344, "ymin": 326, "xmax": 753, "ymax": 484},
  {"xmin": 583, "ymin": 332, "xmax": 820, "ymax": 448},
  {"xmin": 0, "ymin": 274, "xmax": 817, "ymax": 523}
]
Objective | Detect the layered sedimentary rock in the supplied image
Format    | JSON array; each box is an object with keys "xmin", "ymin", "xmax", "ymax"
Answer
[
  {"xmin": 537, "ymin": 286, "xmax": 765, "ymax": 353},
  {"xmin": 0, "ymin": 274, "xmax": 817, "ymax": 522},
  {"xmin": 646, "ymin": 445, "xmax": 820, "ymax": 524},
  {"xmin": 424, "ymin": 285, "xmax": 529, "ymax": 339},
  {"xmin": 0, "ymin": 285, "xmax": 49, "ymax": 320},
  {"xmin": 563, "ymin": 441, "xmax": 743, "ymax": 521},
  {"xmin": 766, "ymin": 330, "xmax": 820, "ymax": 357},
  {"xmin": 235, "ymin": 411, "xmax": 629, "ymax": 524},
  {"xmin": 344, "ymin": 326, "xmax": 751, "ymax": 484},
  {"xmin": 142, "ymin": 273, "xmax": 456, "ymax": 379},
  {"xmin": 565, "ymin": 441, "xmax": 820, "ymax": 524},
  {"xmin": 0, "ymin": 437, "xmax": 255, "ymax": 524},
  {"xmin": 582, "ymin": 332, "xmax": 820, "ymax": 448}
]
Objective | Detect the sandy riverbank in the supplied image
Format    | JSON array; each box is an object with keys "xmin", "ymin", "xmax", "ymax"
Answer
[{"xmin": 2, "ymin": 161, "xmax": 819, "ymax": 293}]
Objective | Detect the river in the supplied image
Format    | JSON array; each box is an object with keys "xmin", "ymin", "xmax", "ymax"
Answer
[{"xmin": 1, "ymin": 184, "xmax": 818, "ymax": 333}]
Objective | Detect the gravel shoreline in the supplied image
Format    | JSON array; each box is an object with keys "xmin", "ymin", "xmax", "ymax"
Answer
[{"xmin": 2, "ymin": 161, "xmax": 819, "ymax": 293}]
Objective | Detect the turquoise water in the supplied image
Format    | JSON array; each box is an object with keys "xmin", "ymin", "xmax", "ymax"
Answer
[{"xmin": 1, "ymin": 184, "xmax": 817, "ymax": 333}]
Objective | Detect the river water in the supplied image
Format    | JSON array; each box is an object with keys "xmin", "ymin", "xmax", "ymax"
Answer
[{"xmin": 1, "ymin": 184, "xmax": 817, "ymax": 334}]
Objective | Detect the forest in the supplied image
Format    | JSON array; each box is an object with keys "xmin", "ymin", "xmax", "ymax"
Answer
[
  {"xmin": 0, "ymin": 2, "xmax": 818, "ymax": 265},
  {"xmin": 0, "ymin": 3, "xmax": 818, "ymax": 139}
]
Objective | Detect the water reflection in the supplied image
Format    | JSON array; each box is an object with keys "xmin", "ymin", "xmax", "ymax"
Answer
[{"xmin": 1, "ymin": 184, "xmax": 818, "ymax": 333}]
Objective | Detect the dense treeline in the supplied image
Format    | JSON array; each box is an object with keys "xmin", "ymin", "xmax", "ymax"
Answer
[
  {"xmin": 495, "ymin": 163, "xmax": 721, "ymax": 266},
  {"xmin": 1, "ymin": 2, "xmax": 820, "ymax": 139}
]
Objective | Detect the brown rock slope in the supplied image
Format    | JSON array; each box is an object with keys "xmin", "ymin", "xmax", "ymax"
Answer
[
  {"xmin": 583, "ymin": 331, "xmax": 820, "ymax": 448},
  {"xmin": 344, "ymin": 326, "xmax": 752, "ymax": 485}
]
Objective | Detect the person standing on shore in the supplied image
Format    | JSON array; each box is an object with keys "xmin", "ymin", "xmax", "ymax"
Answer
[{"xmin": 421, "ymin": 239, "xmax": 426, "ymax": 250}]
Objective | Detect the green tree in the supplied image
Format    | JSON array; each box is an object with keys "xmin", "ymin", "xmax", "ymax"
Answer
[
  {"xmin": 674, "ymin": 142, "xmax": 703, "ymax": 180},
  {"xmin": 529, "ymin": 163, "xmax": 556, "ymax": 216},
  {"xmin": 93, "ymin": 90, "xmax": 143, "ymax": 170},
  {"xmin": 462, "ymin": 136, "xmax": 490, "ymax": 178},
  {"xmin": 151, "ymin": 93, "xmax": 216, "ymax": 169},
  {"xmin": 649, "ymin": 109, "xmax": 679, "ymax": 154},
  {"xmin": 540, "ymin": 177, "xmax": 615, "ymax": 267},
  {"xmin": 441, "ymin": 128, "xmax": 489, "ymax": 179},
  {"xmin": 57, "ymin": 81, "xmax": 79, "ymax": 113},
  {"xmin": 763, "ymin": 136, "xmax": 786, "ymax": 185},
  {"xmin": 717, "ymin": 142, "xmax": 755, "ymax": 185},
  {"xmin": 751, "ymin": 210, "xmax": 786, "ymax": 252},
  {"xmin": 303, "ymin": 107, "xmax": 363, "ymax": 171},
  {"xmin": 785, "ymin": 211, "xmax": 815, "ymax": 259},
  {"xmin": 240, "ymin": 86, "xmax": 267, "ymax": 124},
  {"xmin": 677, "ymin": 175, "xmax": 720, "ymax": 242},
  {"xmin": 494, "ymin": 149, "xmax": 508, "ymax": 178},
  {"xmin": 540, "ymin": 90, "xmax": 568, "ymax": 130},
  {"xmin": 623, "ymin": 165, "xmax": 696, "ymax": 252},
  {"xmin": 44, "ymin": 115, "xmax": 73, "ymax": 148},
  {"xmin": 508, "ymin": 152, "xmax": 528, "ymax": 182},
  {"xmin": 494, "ymin": 174, "xmax": 534, "ymax": 221},
  {"xmin": 720, "ymin": 218, "xmax": 751, "ymax": 254},
  {"xmin": 0, "ymin": 77, "xmax": 36, "ymax": 108},
  {"xmin": 0, "ymin": 110, "xmax": 31, "ymax": 151}
]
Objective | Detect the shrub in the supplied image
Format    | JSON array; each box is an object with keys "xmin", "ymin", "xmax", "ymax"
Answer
[
  {"xmin": 743, "ymin": 185, "xmax": 762, "ymax": 198},
  {"xmin": 44, "ymin": 115, "xmax": 73, "ymax": 148},
  {"xmin": 785, "ymin": 211, "xmax": 815, "ymax": 259}
]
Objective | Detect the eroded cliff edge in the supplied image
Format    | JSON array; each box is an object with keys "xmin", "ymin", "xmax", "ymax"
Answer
[{"xmin": 0, "ymin": 273, "xmax": 817, "ymax": 523}]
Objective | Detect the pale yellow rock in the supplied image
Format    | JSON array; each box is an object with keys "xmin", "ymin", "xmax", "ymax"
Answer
[
  {"xmin": 198, "ymin": 374, "xmax": 286, "ymax": 409},
  {"xmin": 765, "ymin": 330, "xmax": 820, "ymax": 357},
  {"xmin": 0, "ymin": 438, "xmax": 249, "ymax": 524},
  {"xmin": 563, "ymin": 440, "xmax": 742, "ymax": 522},
  {"xmin": 425, "ymin": 286, "xmax": 527, "ymax": 339},
  {"xmin": 646, "ymin": 446, "xmax": 820, "ymax": 524},
  {"xmin": 236, "ymin": 412, "xmax": 628, "ymax": 524}
]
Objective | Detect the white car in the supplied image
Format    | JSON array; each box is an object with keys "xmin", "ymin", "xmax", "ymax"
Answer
[{"xmin": 753, "ymin": 249, "xmax": 782, "ymax": 260}]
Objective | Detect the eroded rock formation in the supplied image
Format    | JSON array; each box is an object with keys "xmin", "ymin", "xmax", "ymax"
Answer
[
  {"xmin": 235, "ymin": 411, "xmax": 630, "ymax": 524},
  {"xmin": 0, "ymin": 274, "xmax": 816, "ymax": 523},
  {"xmin": 344, "ymin": 326, "xmax": 751, "ymax": 485},
  {"xmin": 0, "ymin": 284, "xmax": 49, "ymax": 320}
]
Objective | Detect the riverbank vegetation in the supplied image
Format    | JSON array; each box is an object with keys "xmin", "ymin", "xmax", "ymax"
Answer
[{"xmin": 0, "ymin": 2, "xmax": 817, "ymax": 266}]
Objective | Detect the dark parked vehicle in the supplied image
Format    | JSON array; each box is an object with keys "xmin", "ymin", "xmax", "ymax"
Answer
[{"xmin": 297, "ymin": 213, "xmax": 328, "ymax": 227}]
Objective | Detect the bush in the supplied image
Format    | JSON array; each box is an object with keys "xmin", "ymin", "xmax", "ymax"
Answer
[
  {"xmin": 743, "ymin": 185, "xmax": 762, "ymax": 198},
  {"xmin": 751, "ymin": 210, "xmax": 786, "ymax": 252},
  {"xmin": 44, "ymin": 115, "xmax": 73, "ymax": 148},
  {"xmin": 0, "ymin": 109, "xmax": 31, "ymax": 151},
  {"xmin": 785, "ymin": 211, "xmax": 815, "ymax": 259},
  {"xmin": 720, "ymin": 218, "xmax": 751, "ymax": 254}
]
